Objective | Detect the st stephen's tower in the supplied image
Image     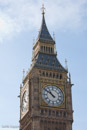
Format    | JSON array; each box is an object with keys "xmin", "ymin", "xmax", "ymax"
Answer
[{"xmin": 19, "ymin": 5, "xmax": 73, "ymax": 130}]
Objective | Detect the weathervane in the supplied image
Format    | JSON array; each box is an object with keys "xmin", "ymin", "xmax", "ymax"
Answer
[{"xmin": 41, "ymin": 4, "xmax": 45, "ymax": 14}]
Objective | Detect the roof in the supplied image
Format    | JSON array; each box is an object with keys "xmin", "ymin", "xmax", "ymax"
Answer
[
  {"xmin": 37, "ymin": 13, "xmax": 55, "ymax": 44},
  {"xmin": 34, "ymin": 53, "xmax": 67, "ymax": 72}
]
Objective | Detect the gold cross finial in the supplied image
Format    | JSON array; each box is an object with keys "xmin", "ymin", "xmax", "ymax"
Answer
[{"xmin": 41, "ymin": 4, "xmax": 45, "ymax": 14}]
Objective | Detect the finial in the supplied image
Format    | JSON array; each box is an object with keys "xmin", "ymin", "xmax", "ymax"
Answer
[
  {"xmin": 69, "ymin": 73, "xmax": 71, "ymax": 78},
  {"xmin": 53, "ymin": 32, "xmax": 55, "ymax": 41},
  {"xmin": 33, "ymin": 37, "xmax": 35, "ymax": 45},
  {"xmin": 41, "ymin": 4, "xmax": 45, "ymax": 15},
  {"xmin": 69, "ymin": 72, "xmax": 71, "ymax": 83},
  {"xmin": 23, "ymin": 69, "xmax": 25, "ymax": 79},
  {"xmin": 65, "ymin": 59, "xmax": 68, "ymax": 71}
]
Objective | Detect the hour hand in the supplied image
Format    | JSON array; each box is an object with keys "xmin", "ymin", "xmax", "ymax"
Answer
[
  {"xmin": 45, "ymin": 89, "xmax": 55, "ymax": 98},
  {"xmin": 49, "ymin": 91, "xmax": 55, "ymax": 98}
]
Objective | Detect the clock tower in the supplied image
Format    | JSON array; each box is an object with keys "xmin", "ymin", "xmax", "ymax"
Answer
[{"xmin": 20, "ymin": 5, "xmax": 73, "ymax": 130}]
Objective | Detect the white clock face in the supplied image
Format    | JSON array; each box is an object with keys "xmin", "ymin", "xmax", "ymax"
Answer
[
  {"xmin": 42, "ymin": 85, "xmax": 64, "ymax": 107},
  {"xmin": 22, "ymin": 90, "xmax": 28, "ymax": 112}
]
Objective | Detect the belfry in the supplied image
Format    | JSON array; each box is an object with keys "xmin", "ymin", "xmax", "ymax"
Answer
[{"xmin": 20, "ymin": 5, "xmax": 73, "ymax": 130}]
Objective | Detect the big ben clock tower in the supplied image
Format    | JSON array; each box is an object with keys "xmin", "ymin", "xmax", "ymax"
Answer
[{"xmin": 20, "ymin": 5, "xmax": 73, "ymax": 130}]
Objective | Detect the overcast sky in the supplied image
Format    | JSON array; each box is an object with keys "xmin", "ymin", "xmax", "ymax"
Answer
[{"xmin": 0, "ymin": 0, "xmax": 87, "ymax": 130}]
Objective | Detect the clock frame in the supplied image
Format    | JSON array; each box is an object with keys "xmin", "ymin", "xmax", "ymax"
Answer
[
  {"xmin": 40, "ymin": 81, "xmax": 66, "ymax": 109},
  {"xmin": 20, "ymin": 80, "xmax": 29, "ymax": 119},
  {"xmin": 22, "ymin": 90, "xmax": 28, "ymax": 112},
  {"xmin": 42, "ymin": 85, "xmax": 64, "ymax": 107}
]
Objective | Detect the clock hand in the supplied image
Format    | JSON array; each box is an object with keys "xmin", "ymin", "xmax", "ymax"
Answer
[
  {"xmin": 45, "ymin": 89, "xmax": 55, "ymax": 98},
  {"xmin": 49, "ymin": 91, "xmax": 55, "ymax": 98}
]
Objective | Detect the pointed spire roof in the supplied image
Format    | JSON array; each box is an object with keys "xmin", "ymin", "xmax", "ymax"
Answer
[{"xmin": 37, "ymin": 5, "xmax": 55, "ymax": 44}]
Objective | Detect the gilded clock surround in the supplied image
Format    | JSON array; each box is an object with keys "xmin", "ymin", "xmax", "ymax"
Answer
[{"xmin": 39, "ymin": 80, "xmax": 66, "ymax": 109}]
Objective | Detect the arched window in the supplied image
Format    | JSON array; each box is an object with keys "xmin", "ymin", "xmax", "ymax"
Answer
[
  {"xmin": 46, "ymin": 47, "xmax": 47, "ymax": 52},
  {"xmin": 60, "ymin": 74, "xmax": 62, "ymax": 79},
  {"xmin": 60, "ymin": 111, "xmax": 62, "ymax": 116},
  {"xmin": 56, "ymin": 111, "xmax": 59, "ymax": 116},
  {"xmin": 40, "ymin": 109, "xmax": 44, "ymax": 115},
  {"xmin": 46, "ymin": 72, "xmax": 48, "ymax": 77},
  {"xmin": 48, "ymin": 110, "xmax": 51, "ymax": 115},
  {"xmin": 49, "ymin": 72, "xmax": 52, "ymax": 77},
  {"xmin": 42, "ymin": 72, "xmax": 45, "ymax": 76},
  {"xmin": 44, "ymin": 46, "xmax": 45, "ymax": 52},
  {"xmin": 63, "ymin": 112, "xmax": 66, "ymax": 117},
  {"xmin": 49, "ymin": 47, "xmax": 50, "ymax": 53},
  {"xmin": 47, "ymin": 47, "xmax": 49, "ymax": 52},
  {"xmin": 53, "ymin": 73, "xmax": 55, "ymax": 78},
  {"xmin": 51, "ymin": 47, "xmax": 53, "ymax": 53},
  {"xmin": 56, "ymin": 74, "xmax": 59, "ymax": 78},
  {"xmin": 41, "ymin": 46, "xmax": 43, "ymax": 51}
]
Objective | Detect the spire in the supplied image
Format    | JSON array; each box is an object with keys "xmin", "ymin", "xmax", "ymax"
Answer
[{"xmin": 37, "ymin": 5, "xmax": 55, "ymax": 44}]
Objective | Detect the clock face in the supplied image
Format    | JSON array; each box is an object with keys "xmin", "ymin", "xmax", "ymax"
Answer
[
  {"xmin": 42, "ymin": 85, "xmax": 64, "ymax": 107},
  {"xmin": 22, "ymin": 90, "xmax": 28, "ymax": 112}
]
